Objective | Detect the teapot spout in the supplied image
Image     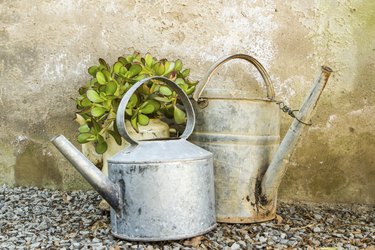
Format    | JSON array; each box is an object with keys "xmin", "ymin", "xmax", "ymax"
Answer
[
  {"xmin": 260, "ymin": 66, "xmax": 333, "ymax": 206},
  {"xmin": 52, "ymin": 135, "xmax": 121, "ymax": 212}
]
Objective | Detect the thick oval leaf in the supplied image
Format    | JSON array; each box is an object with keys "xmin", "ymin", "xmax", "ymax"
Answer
[
  {"xmin": 91, "ymin": 107, "xmax": 107, "ymax": 117},
  {"xmin": 159, "ymin": 86, "xmax": 172, "ymax": 96},
  {"xmin": 95, "ymin": 140, "xmax": 108, "ymax": 154},
  {"xmin": 147, "ymin": 99, "xmax": 161, "ymax": 110},
  {"xmin": 88, "ymin": 66, "xmax": 98, "ymax": 76},
  {"xmin": 153, "ymin": 62, "xmax": 165, "ymax": 76},
  {"xmin": 174, "ymin": 106, "xmax": 186, "ymax": 124},
  {"xmin": 87, "ymin": 90, "xmax": 104, "ymax": 103},
  {"xmin": 186, "ymin": 86, "xmax": 196, "ymax": 95},
  {"xmin": 140, "ymin": 103, "xmax": 155, "ymax": 114},
  {"xmin": 127, "ymin": 94, "xmax": 139, "ymax": 108},
  {"xmin": 145, "ymin": 53, "xmax": 153, "ymax": 67},
  {"xmin": 99, "ymin": 58, "xmax": 110, "ymax": 71},
  {"xmin": 174, "ymin": 59, "xmax": 183, "ymax": 71},
  {"xmin": 138, "ymin": 114, "xmax": 150, "ymax": 126},
  {"xmin": 108, "ymin": 129, "xmax": 122, "ymax": 146},
  {"xmin": 130, "ymin": 115, "xmax": 139, "ymax": 132},
  {"xmin": 119, "ymin": 65, "xmax": 127, "ymax": 76},
  {"xmin": 106, "ymin": 80, "xmax": 117, "ymax": 95},
  {"xmin": 164, "ymin": 61, "xmax": 175, "ymax": 75},
  {"xmin": 153, "ymin": 96, "xmax": 171, "ymax": 103},
  {"xmin": 77, "ymin": 133, "xmax": 93, "ymax": 143},
  {"xmin": 113, "ymin": 62, "xmax": 123, "ymax": 74},
  {"xmin": 78, "ymin": 124, "xmax": 90, "ymax": 133},
  {"xmin": 80, "ymin": 98, "xmax": 92, "ymax": 107},
  {"xmin": 175, "ymin": 78, "xmax": 185, "ymax": 85},
  {"xmin": 96, "ymin": 71, "xmax": 106, "ymax": 85},
  {"xmin": 127, "ymin": 64, "xmax": 142, "ymax": 78},
  {"xmin": 181, "ymin": 68, "xmax": 190, "ymax": 78}
]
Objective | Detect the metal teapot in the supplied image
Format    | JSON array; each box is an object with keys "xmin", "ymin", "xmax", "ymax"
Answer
[
  {"xmin": 52, "ymin": 77, "xmax": 216, "ymax": 241},
  {"xmin": 191, "ymin": 54, "xmax": 332, "ymax": 223}
]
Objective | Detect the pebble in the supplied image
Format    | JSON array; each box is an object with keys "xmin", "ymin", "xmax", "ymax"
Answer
[{"xmin": 0, "ymin": 185, "xmax": 374, "ymax": 249}]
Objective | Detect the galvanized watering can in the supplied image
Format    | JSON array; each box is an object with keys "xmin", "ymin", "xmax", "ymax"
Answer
[
  {"xmin": 52, "ymin": 76, "xmax": 216, "ymax": 241},
  {"xmin": 192, "ymin": 54, "xmax": 333, "ymax": 223}
]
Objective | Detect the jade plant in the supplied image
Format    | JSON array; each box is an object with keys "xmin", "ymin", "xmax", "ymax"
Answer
[{"xmin": 75, "ymin": 52, "xmax": 198, "ymax": 154}]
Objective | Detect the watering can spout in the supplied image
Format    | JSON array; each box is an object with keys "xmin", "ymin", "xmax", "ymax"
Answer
[
  {"xmin": 52, "ymin": 135, "xmax": 121, "ymax": 213},
  {"xmin": 260, "ymin": 66, "xmax": 333, "ymax": 205}
]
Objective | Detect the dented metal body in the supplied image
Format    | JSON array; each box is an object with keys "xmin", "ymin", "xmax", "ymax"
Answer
[
  {"xmin": 52, "ymin": 76, "xmax": 216, "ymax": 241},
  {"xmin": 192, "ymin": 54, "xmax": 332, "ymax": 223}
]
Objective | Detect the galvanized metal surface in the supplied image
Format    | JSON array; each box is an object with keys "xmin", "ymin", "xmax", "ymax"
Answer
[
  {"xmin": 51, "ymin": 135, "xmax": 121, "ymax": 213},
  {"xmin": 260, "ymin": 66, "xmax": 333, "ymax": 206},
  {"xmin": 52, "ymin": 76, "xmax": 216, "ymax": 241},
  {"xmin": 192, "ymin": 54, "xmax": 332, "ymax": 224},
  {"xmin": 109, "ymin": 158, "xmax": 216, "ymax": 241},
  {"xmin": 191, "ymin": 54, "xmax": 280, "ymax": 223}
]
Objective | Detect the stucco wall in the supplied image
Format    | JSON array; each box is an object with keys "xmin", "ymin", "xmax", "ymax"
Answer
[{"xmin": 0, "ymin": 1, "xmax": 374, "ymax": 204}]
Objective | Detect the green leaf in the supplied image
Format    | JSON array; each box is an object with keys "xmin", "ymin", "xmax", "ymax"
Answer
[
  {"xmin": 96, "ymin": 71, "xmax": 106, "ymax": 85},
  {"xmin": 153, "ymin": 96, "xmax": 171, "ymax": 103},
  {"xmin": 88, "ymin": 66, "xmax": 99, "ymax": 76},
  {"xmin": 99, "ymin": 58, "xmax": 110, "ymax": 71},
  {"xmin": 127, "ymin": 94, "xmax": 138, "ymax": 108},
  {"xmin": 130, "ymin": 115, "xmax": 139, "ymax": 132},
  {"xmin": 138, "ymin": 114, "xmax": 150, "ymax": 126},
  {"xmin": 95, "ymin": 137, "xmax": 108, "ymax": 154},
  {"xmin": 186, "ymin": 86, "xmax": 196, "ymax": 95},
  {"xmin": 164, "ymin": 61, "xmax": 175, "ymax": 75},
  {"xmin": 91, "ymin": 107, "xmax": 107, "ymax": 117},
  {"xmin": 78, "ymin": 124, "xmax": 90, "ymax": 133},
  {"xmin": 174, "ymin": 106, "xmax": 186, "ymax": 124},
  {"xmin": 106, "ymin": 80, "xmax": 117, "ymax": 95},
  {"xmin": 118, "ymin": 56, "xmax": 127, "ymax": 64},
  {"xmin": 145, "ymin": 53, "xmax": 153, "ymax": 67},
  {"xmin": 80, "ymin": 98, "xmax": 92, "ymax": 107},
  {"xmin": 108, "ymin": 129, "xmax": 122, "ymax": 145},
  {"xmin": 125, "ymin": 108, "xmax": 133, "ymax": 116},
  {"xmin": 159, "ymin": 86, "xmax": 172, "ymax": 96},
  {"xmin": 119, "ymin": 65, "xmax": 127, "ymax": 76},
  {"xmin": 127, "ymin": 64, "xmax": 142, "ymax": 78},
  {"xmin": 140, "ymin": 103, "xmax": 155, "ymax": 114},
  {"xmin": 174, "ymin": 59, "xmax": 183, "ymax": 71},
  {"xmin": 153, "ymin": 62, "xmax": 165, "ymax": 75},
  {"xmin": 148, "ymin": 99, "xmax": 161, "ymax": 110},
  {"xmin": 77, "ymin": 133, "xmax": 94, "ymax": 143},
  {"xmin": 113, "ymin": 62, "xmax": 123, "ymax": 74},
  {"xmin": 181, "ymin": 68, "xmax": 190, "ymax": 78},
  {"xmin": 87, "ymin": 90, "xmax": 104, "ymax": 103}
]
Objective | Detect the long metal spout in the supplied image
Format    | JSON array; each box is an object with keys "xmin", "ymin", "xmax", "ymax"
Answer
[
  {"xmin": 260, "ymin": 66, "xmax": 333, "ymax": 206},
  {"xmin": 52, "ymin": 135, "xmax": 121, "ymax": 212}
]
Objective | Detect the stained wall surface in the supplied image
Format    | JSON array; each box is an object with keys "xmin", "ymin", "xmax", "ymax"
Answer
[{"xmin": 0, "ymin": 1, "xmax": 374, "ymax": 204}]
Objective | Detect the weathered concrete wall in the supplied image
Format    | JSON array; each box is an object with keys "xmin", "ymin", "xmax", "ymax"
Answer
[{"xmin": 1, "ymin": 1, "xmax": 374, "ymax": 204}]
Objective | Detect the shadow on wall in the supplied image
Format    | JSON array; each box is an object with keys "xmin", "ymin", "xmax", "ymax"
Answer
[{"xmin": 14, "ymin": 140, "xmax": 62, "ymax": 188}]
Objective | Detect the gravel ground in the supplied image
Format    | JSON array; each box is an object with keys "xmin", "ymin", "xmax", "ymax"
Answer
[{"xmin": 0, "ymin": 185, "xmax": 374, "ymax": 250}]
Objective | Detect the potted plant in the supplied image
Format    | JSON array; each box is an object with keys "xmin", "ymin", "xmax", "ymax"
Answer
[{"xmin": 74, "ymin": 51, "xmax": 198, "ymax": 175}]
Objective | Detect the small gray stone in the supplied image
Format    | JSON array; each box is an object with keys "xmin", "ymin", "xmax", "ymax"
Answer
[
  {"xmin": 313, "ymin": 227, "xmax": 321, "ymax": 233},
  {"xmin": 231, "ymin": 242, "xmax": 240, "ymax": 250}
]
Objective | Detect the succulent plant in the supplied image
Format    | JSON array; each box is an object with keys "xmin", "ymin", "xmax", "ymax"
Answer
[{"xmin": 75, "ymin": 52, "xmax": 198, "ymax": 154}]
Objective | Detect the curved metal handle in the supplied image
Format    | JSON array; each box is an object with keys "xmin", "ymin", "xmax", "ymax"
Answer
[
  {"xmin": 116, "ymin": 76, "xmax": 196, "ymax": 145},
  {"xmin": 193, "ymin": 54, "xmax": 275, "ymax": 101}
]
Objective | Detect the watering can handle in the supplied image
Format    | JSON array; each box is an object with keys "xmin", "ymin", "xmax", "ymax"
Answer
[
  {"xmin": 116, "ymin": 76, "xmax": 196, "ymax": 145},
  {"xmin": 193, "ymin": 54, "xmax": 275, "ymax": 101}
]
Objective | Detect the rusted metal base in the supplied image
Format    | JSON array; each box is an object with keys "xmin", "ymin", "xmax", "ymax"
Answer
[{"xmin": 217, "ymin": 214, "xmax": 276, "ymax": 224}]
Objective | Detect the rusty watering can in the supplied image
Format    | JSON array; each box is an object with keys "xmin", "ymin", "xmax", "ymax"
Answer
[
  {"xmin": 191, "ymin": 54, "xmax": 333, "ymax": 223},
  {"xmin": 52, "ymin": 76, "xmax": 216, "ymax": 241}
]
